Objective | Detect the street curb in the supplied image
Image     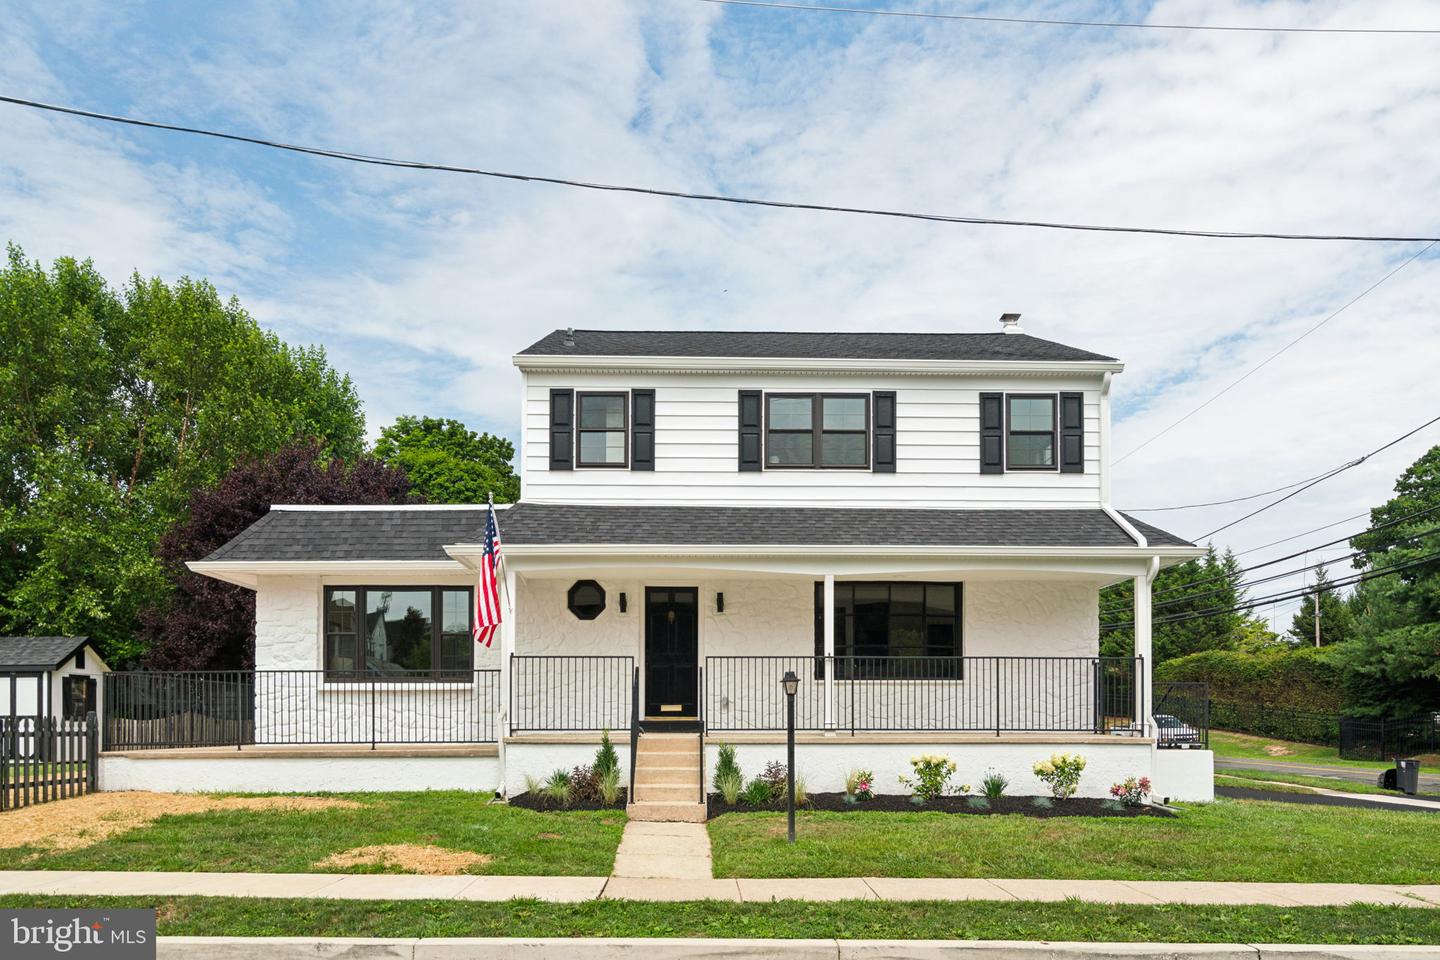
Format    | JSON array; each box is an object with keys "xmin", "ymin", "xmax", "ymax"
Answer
[{"xmin": 154, "ymin": 937, "xmax": 1440, "ymax": 959}]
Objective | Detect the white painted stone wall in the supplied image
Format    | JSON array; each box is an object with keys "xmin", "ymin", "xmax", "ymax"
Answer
[
  {"xmin": 1152, "ymin": 748, "xmax": 1214, "ymax": 802},
  {"xmin": 703, "ymin": 739, "xmax": 1153, "ymax": 800},
  {"xmin": 99, "ymin": 754, "xmax": 498, "ymax": 793},
  {"xmin": 502, "ymin": 741, "xmax": 632, "ymax": 797}
]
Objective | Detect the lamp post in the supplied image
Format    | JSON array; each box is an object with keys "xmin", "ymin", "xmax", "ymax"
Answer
[{"xmin": 781, "ymin": 669, "xmax": 799, "ymax": 843}]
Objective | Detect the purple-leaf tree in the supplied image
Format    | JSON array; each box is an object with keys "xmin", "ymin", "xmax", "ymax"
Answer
[{"xmin": 140, "ymin": 440, "xmax": 416, "ymax": 670}]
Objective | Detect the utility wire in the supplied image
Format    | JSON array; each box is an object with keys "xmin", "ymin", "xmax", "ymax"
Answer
[
  {"xmin": 1193, "ymin": 412, "xmax": 1440, "ymax": 541},
  {"xmin": 699, "ymin": 0, "xmax": 1440, "ymax": 36},
  {"xmin": 1233, "ymin": 512, "xmax": 1369, "ymax": 556},
  {"xmin": 3, "ymin": 94, "xmax": 1439, "ymax": 243},
  {"xmin": 1123, "ymin": 465, "xmax": 1347, "ymax": 511},
  {"xmin": 1115, "ymin": 240, "xmax": 1439, "ymax": 464}
]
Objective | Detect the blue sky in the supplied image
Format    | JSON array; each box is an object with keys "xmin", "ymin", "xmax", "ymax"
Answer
[{"xmin": 4, "ymin": 0, "xmax": 1439, "ymax": 630}]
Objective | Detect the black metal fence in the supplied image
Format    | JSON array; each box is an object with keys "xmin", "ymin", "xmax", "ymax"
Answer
[
  {"xmin": 104, "ymin": 670, "xmax": 502, "ymax": 749},
  {"xmin": 704, "ymin": 655, "xmax": 1143, "ymax": 734},
  {"xmin": 509, "ymin": 656, "xmax": 634, "ymax": 733},
  {"xmin": 1154, "ymin": 682, "xmax": 1210, "ymax": 749},
  {"xmin": 1207, "ymin": 700, "xmax": 1341, "ymax": 746},
  {"xmin": 1340, "ymin": 715, "xmax": 1440, "ymax": 761},
  {"xmin": 1, "ymin": 714, "xmax": 96, "ymax": 811}
]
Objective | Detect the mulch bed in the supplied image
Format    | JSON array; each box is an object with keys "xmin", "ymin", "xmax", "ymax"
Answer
[
  {"xmin": 707, "ymin": 792, "xmax": 1173, "ymax": 819},
  {"xmin": 505, "ymin": 791, "xmax": 628, "ymax": 813}
]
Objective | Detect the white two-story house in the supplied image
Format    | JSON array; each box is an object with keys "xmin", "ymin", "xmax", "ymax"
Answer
[{"xmin": 101, "ymin": 316, "xmax": 1213, "ymax": 814}]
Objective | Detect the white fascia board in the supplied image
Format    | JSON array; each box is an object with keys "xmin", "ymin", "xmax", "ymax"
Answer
[
  {"xmin": 512, "ymin": 354, "xmax": 1124, "ymax": 377},
  {"xmin": 449, "ymin": 542, "xmax": 1204, "ymax": 561},
  {"xmin": 269, "ymin": 504, "xmax": 506, "ymax": 512},
  {"xmin": 186, "ymin": 559, "xmax": 469, "ymax": 589}
]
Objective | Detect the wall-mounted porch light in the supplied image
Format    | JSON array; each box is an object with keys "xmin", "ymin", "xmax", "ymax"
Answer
[
  {"xmin": 619, "ymin": 592, "xmax": 628, "ymax": 613},
  {"xmin": 716, "ymin": 592, "xmax": 725, "ymax": 613}
]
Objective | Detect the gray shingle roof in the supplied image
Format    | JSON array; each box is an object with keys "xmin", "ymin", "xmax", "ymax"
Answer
[
  {"xmin": 518, "ymin": 330, "xmax": 1117, "ymax": 363},
  {"xmin": 0, "ymin": 636, "xmax": 90, "ymax": 670},
  {"xmin": 200, "ymin": 505, "xmax": 1191, "ymax": 563}
]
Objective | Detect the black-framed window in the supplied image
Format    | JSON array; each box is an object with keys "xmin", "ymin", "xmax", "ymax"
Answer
[
  {"xmin": 324, "ymin": 586, "xmax": 474, "ymax": 679},
  {"xmin": 1006, "ymin": 394, "xmax": 1057, "ymax": 470},
  {"xmin": 576, "ymin": 392, "xmax": 628, "ymax": 467},
  {"xmin": 567, "ymin": 580, "xmax": 606, "ymax": 620},
  {"xmin": 765, "ymin": 393, "xmax": 869, "ymax": 468},
  {"xmin": 814, "ymin": 581, "xmax": 963, "ymax": 678}
]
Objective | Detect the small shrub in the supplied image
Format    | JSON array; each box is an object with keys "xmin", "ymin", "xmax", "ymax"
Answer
[
  {"xmin": 845, "ymin": 769, "xmax": 875, "ymax": 801},
  {"xmin": 908, "ymin": 794, "xmax": 927, "ymax": 807},
  {"xmin": 1109, "ymin": 775, "xmax": 1152, "ymax": 807},
  {"xmin": 980, "ymin": 769, "xmax": 1009, "ymax": 799},
  {"xmin": 569, "ymin": 765, "xmax": 601, "ymax": 803},
  {"xmin": 598, "ymin": 765, "xmax": 622, "ymax": 805},
  {"xmin": 594, "ymin": 730, "xmax": 620, "ymax": 778},
  {"xmin": 1030, "ymin": 796, "xmax": 1053, "ymax": 809},
  {"xmin": 715, "ymin": 767, "xmax": 743, "ymax": 805},
  {"xmin": 523, "ymin": 773, "xmax": 544, "ymax": 796},
  {"xmin": 713, "ymin": 742, "xmax": 741, "ymax": 791},
  {"xmin": 1100, "ymin": 798, "xmax": 1127, "ymax": 813},
  {"xmin": 759, "ymin": 760, "xmax": 789, "ymax": 796},
  {"xmin": 740, "ymin": 777, "xmax": 775, "ymax": 806},
  {"xmin": 1033, "ymin": 752, "xmax": 1086, "ymax": 800},
  {"xmin": 794, "ymin": 776, "xmax": 808, "ymax": 806},
  {"xmin": 842, "ymin": 792, "xmax": 858, "ymax": 806},
  {"xmin": 540, "ymin": 768, "xmax": 572, "ymax": 805},
  {"xmin": 899, "ymin": 753, "xmax": 956, "ymax": 801},
  {"xmin": 966, "ymin": 795, "xmax": 990, "ymax": 810}
]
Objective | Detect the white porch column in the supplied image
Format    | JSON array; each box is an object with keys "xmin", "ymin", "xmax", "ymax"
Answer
[
  {"xmin": 1132, "ymin": 557, "xmax": 1159, "ymax": 735},
  {"xmin": 823, "ymin": 573, "xmax": 835, "ymax": 730}
]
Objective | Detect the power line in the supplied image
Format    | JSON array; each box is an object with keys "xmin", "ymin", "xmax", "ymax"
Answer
[
  {"xmin": 3, "ymin": 93, "xmax": 1439, "ymax": 243},
  {"xmin": 1233, "ymin": 512, "xmax": 1369, "ymax": 556},
  {"xmin": 1123, "ymin": 465, "xmax": 1346, "ymax": 511},
  {"xmin": 1115, "ymin": 239, "xmax": 1439, "ymax": 464},
  {"xmin": 699, "ymin": 0, "xmax": 1440, "ymax": 36},
  {"xmin": 1193, "ymin": 413, "xmax": 1440, "ymax": 541}
]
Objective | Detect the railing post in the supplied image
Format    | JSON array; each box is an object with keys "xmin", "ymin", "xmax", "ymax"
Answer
[{"xmin": 993, "ymin": 660, "xmax": 1001, "ymax": 736}]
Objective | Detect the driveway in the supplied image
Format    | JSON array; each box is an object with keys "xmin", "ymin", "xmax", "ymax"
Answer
[{"xmin": 1215, "ymin": 756, "xmax": 1440, "ymax": 791}]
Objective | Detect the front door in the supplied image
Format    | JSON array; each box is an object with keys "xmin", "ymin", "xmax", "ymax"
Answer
[{"xmin": 645, "ymin": 586, "xmax": 699, "ymax": 718}]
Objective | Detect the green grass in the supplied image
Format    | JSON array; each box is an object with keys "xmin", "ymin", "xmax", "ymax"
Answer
[
  {"xmin": 12, "ymin": 792, "xmax": 624, "ymax": 876},
  {"xmin": 707, "ymin": 797, "xmax": 1440, "ymax": 883},
  {"xmin": 1214, "ymin": 774, "xmax": 1320, "ymax": 795},
  {"xmin": 1209, "ymin": 730, "xmax": 1436, "ymax": 769},
  {"xmin": 0, "ymin": 895, "xmax": 1435, "ymax": 944},
  {"xmin": 1214, "ymin": 768, "xmax": 1427, "ymax": 797}
]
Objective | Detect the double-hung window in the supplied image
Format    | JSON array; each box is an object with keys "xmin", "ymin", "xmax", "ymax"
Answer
[
  {"xmin": 814, "ymin": 581, "xmax": 963, "ymax": 679},
  {"xmin": 1006, "ymin": 395, "xmax": 1057, "ymax": 470},
  {"xmin": 324, "ymin": 586, "xmax": 474, "ymax": 679},
  {"xmin": 765, "ymin": 394, "xmax": 869, "ymax": 468},
  {"xmin": 576, "ymin": 392, "xmax": 628, "ymax": 467}
]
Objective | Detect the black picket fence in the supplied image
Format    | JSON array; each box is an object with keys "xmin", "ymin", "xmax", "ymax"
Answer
[
  {"xmin": 1, "ymin": 714, "xmax": 97, "ymax": 811},
  {"xmin": 1207, "ymin": 700, "xmax": 1341, "ymax": 746},
  {"xmin": 1339, "ymin": 715, "xmax": 1440, "ymax": 761}
]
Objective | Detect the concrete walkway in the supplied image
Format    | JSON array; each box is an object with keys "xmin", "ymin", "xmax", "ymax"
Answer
[
  {"xmin": 1, "ymin": 871, "xmax": 1437, "ymax": 907},
  {"xmin": 611, "ymin": 821, "xmax": 713, "ymax": 880}
]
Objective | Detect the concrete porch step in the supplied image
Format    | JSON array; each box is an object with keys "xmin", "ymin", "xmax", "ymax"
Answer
[
  {"xmin": 636, "ymin": 768, "xmax": 699, "ymax": 787},
  {"xmin": 633, "ymin": 784, "xmax": 703, "ymax": 803},
  {"xmin": 625, "ymin": 800, "xmax": 708, "ymax": 823}
]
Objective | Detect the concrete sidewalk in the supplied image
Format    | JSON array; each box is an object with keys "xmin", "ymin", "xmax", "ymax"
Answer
[{"xmin": 1, "ymin": 871, "xmax": 1437, "ymax": 907}]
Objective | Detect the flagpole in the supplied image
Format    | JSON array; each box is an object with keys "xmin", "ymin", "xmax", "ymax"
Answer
[{"xmin": 488, "ymin": 490, "xmax": 513, "ymax": 614}]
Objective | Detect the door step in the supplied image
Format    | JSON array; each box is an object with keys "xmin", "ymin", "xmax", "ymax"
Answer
[
  {"xmin": 629, "ymin": 730, "xmax": 704, "ymax": 818},
  {"xmin": 625, "ymin": 800, "xmax": 708, "ymax": 823}
]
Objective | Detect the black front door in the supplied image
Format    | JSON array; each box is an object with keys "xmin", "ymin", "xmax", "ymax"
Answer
[{"xmin": 645, "ymin": 587, "xmax": 699, "ymax": 717}]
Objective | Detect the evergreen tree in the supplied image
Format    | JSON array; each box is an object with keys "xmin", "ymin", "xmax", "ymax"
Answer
[
  {"xmin": 1099, "ymin": 546, "xmax": 1258, "ymax": 662},
  {"xmin": 1287, "ymin": 565, "xmax": 1355, "ymax": 646}
]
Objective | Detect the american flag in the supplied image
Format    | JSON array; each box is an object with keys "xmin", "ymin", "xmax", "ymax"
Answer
[{"xmin": 473, "ymin": 503, "xmax": 503, "ymax": 647}]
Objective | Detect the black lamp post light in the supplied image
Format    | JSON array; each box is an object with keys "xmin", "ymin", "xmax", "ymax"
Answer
[{"xmin": 781, "ymin": 669, "xmax": 799, "ymax": 843}]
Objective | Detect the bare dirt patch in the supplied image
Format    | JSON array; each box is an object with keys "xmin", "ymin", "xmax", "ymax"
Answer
[
  {"xmin": 315, "ymin": 844, "xmax": 492, "ymax": 874},
  {"xmin": 1263, "ymin": 744, "xmax": 1295, "ymax": 757},
  {"xmin": 0, "ymin": 791, "xmax": 362, "ymax": 853}
]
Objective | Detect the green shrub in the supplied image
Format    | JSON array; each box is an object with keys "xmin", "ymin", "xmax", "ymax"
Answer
[
  {"xmin": 594, "ymin": 730, "xmax": 620, "ymax": 778},
  {"xmin": 1033, "ymin": 752, "xmax": 1086, "ymax": 800},
  {"xmin": 793, "ymin": 777, "xmax": 808, "ymax": 806},
  {"xmin": 966, "ymin": 795, "xmax": 990, "ymax": 810},
  {"xmin": 713, "ymin": 742, "xmax": 741, "ymax": 791},
  {"xmin": 740, "ymin": 777, "xmax": 775, "ymax": 806},
  {"xmin": 1030, "ymin": 796, "xmax": 1053, "ymax": 809},
  {"xmin": 845, "ymin": 769, "xmax": 875, "ymax": 800},
  {"xmin": 899, "ymin": 753, "xmax": 956, "ymax": 801},
  {"xmin": 980, "ymin": 770, "xmax": 1008, "ymax": 799},
  {"xmin": 598, "ymin": 765, "xmax": 621, "ymax": 805},
  {"xmin": 715, "ymin": 767, "xmax": 743, "ymax": 805},
  {"xmin": 1157, "ymin": 647, "xmax": 1347, "ymax": 715},
  {"xmin": 540, "ymin": 769, "xmax": 572, "ymax": 805}
]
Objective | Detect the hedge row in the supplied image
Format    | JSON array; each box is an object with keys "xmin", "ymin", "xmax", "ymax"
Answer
[{"xmin": 1155, "ymin": 647, "xmax": 1347, "ymax": 715}]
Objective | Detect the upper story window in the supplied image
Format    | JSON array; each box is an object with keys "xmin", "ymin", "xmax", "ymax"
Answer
[
  {"xmin": 324, "ymin": 586, "xmax": 473, "ymax": 679},
  {"xmin": 765, "ymin": 393, "xmax": 869, "ymax": 468},
  {"xmin": 576, "ymin": 392, "xmax": 628, "ymax": 467},
  {"xmin": 1006, "ymin": 395, "xmax": 1057, "ymax": 470}
]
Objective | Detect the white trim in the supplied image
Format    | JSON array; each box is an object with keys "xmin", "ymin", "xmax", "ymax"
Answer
[
  {"xmin": 185, "ymin": 559, "xmax": 469, "ymax": 589},
  {"xmin": 1101, "ymin": 504, "xmax": 1147, "ymax": 548},
  {"xmin": 513, "ymin": 354, "xmax": 1124, "ymax": 377},
  {"xmin": 1099, "ymin": 371, "xmax": 1113, "ymax": 504},
  {"xmin": 452, "ymin": 542, "xmax": 1202, "ymax": 560},
  {"xmin": 269, "ymin": 504, "xmax": 508, "ymax": 512}
]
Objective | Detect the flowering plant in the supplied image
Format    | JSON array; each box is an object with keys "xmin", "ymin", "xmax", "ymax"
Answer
[
  {"xmin": 1033, "ymin": 752, "xmax": 1086, "ymax": 800},
  {"xmin": 1109, "ymin": 776, "xmax": 1151, "ymax": 807},
  {"xmin": 899, "ymin": 753, "xmax": 957, "ymax": 801},
  {"xmin": 845, "ymin": 769, "xmax": 875, "ymax": 801}
]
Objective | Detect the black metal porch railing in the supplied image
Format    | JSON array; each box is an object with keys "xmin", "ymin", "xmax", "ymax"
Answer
[
  {"xmin": 1153, "ymin": 681, "xmax": 1210, "ymax": 749},
  {"xmin": 704, "ymin": 656, "xmax": 1144, "ymax": 735},
  {"xmin": 103, "ymin": 670, "xmax": 502, "ymax": 750},
  {"xmin": 509, "ymin": 655, "xmax": 634, "ymax": 734}
]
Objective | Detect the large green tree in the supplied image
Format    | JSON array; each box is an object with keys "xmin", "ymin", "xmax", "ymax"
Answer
[
  {"xmin": 1286, "ymin": 564, "xmax": 1356, "ymax": 646},
  {"xmin": 0, "ymin": 246, "xmax": 365, "ymax": 662},
  {"xmin": 1100, "ymin": 546, "xmax": 1259, "ymax": 663},
  {"xmin": 1334, "ymin": 444, "xmax": 1440, "ymax": 716},
  {"xmin": 373, "ymin": 415, "xmax": 519, "ymax": 503}
]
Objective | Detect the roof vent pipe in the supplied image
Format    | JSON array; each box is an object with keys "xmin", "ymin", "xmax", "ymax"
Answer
[
  {"xmin": 999, "ymin": 313, "xmax": 1023, "ymax": 335},
  {"xmin": 563, "ymin": 327, "xmax": 576, "ymax": 347}
]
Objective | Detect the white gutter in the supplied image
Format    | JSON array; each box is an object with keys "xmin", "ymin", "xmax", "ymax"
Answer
[
  {"xmin": 513, "ymin": 354, "xmax": 1125, "ymax": 376},
  {"xmin": 450, "ymin": 543, "xmax": 1200, "ymax": 560},
  {"xmin": 1101, "ymin": 504, "xmax": 1148, "ymax": 549}
]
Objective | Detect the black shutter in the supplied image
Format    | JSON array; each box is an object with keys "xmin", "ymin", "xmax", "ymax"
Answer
[
  {"xmin": 1060, "ymin": 391, "xmax": 1085, "ymax": 473},
  {"xmin": 979, "ymin": 392, "xmax": 1004, "ymax": 474},
  {"xmin": 738, "ymin": 390, "xmax": 762, "ymax": 471},
  {"xmin": 632, "ymin": 389, "xmax": 655, "ymax": 471},
  {"xmin": 872, "ymin": 390, "xmax": 896, "ymax": 473},
  {"xmin": 549, "ymin": 388, "xmax": 574, "ymax": 470}
]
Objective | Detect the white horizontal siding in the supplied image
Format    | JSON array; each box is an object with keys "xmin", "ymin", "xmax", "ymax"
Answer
[{"xmin": 521, "ymin": 372, "xmax": 1106, "ymax": 508}]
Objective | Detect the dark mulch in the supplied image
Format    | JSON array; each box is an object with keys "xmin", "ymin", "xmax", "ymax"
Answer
[
  {"xmin": 1215, "ymin": 785, "xmax": 1439, "ymax": 813},
  {"xmin": 506, "ymin": 790, "xmax": 628, "ymax": 813},
  {"xmin": 706, "ymin": 792, "xmax": 1173, "ymax": 819}
]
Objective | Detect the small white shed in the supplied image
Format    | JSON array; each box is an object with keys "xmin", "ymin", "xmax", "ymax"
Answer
[{"xmin": 0, "ymin": 636, "xmax": 110, "ymax": 721}]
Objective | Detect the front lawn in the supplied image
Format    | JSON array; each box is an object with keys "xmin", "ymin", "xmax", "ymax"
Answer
[
  {"xmin": 707, "ymin": 797, "xmax": 1440, "ymax": 883},
  {"xmin": 1215, "ymin": 768, "xmax": 1432, "ymax": 798},
  {"xmin": 7, "ymin": 792, "xmax": 624, "ymax": 876},
  {"xmin": 1, "ymin": 895, "xmax": 1435, "ymax": 945},
  {"xmin": 1210, "ymin": 730, "xmax": 1437, "ymax": 769}
]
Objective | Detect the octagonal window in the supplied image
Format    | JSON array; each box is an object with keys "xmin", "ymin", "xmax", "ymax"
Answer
[{"xmin": 567, "ymin": 580, "xmax": 606, "ymax": 620}]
